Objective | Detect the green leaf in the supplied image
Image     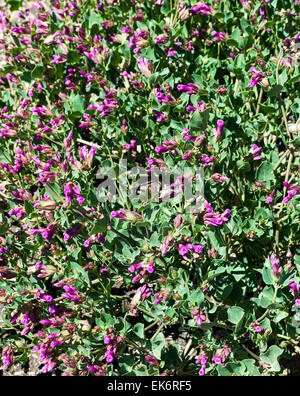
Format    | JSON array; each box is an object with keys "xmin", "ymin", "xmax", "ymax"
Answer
[
  {"xmin": 70, "ymin": 261, "xmax": 90, "ymax": 285},
  {"xmin": 70, "ymin": 93, "xmax": 85, "ymax": 113},
  {"xmin": 236, "ymin": 160, "xmax": 251, "ymax": 173},
  {"xmin": 217, "ymin": 362, "xmax": 246, "ymax": 376},
  {"xmin": 260, "ymin": 345, "xmax": 283, "ymax": 372},
  {"xmin": 31, "ymin": 65, "xmax": 45, "ymax": 79},
  {"xmin": 230, "ymin": 28, "xmax": 244, "ymax": 48},
  {"xmin": 262, "ymin": 267, "xmax": 273, "ymax": 285},
  {"xmin": 189, "ymin": 289, "xmax": 204, "ymax": 305},
  {"xmin": 268, "ymin": 84, "xmax": 283, "ymax": 97},
  {"xmin": 294, "ymin": 255, "xmax": 300, "ymax": 277},
  {"xmin": 242, "ymin": 359, "xmax": 261, "ymax": 376},
  {"xmin": 149, "ymin": 231, "xmax": 161, "ymax": 248},
  {"xmin": 161, "ymin": 0, "xmax": 170, "ymax": 15},
  {"xmin": 273, "ymin": 311, "xmax": 288, "ymax": 323},
  {"xmin": 88, "ymin": 11, "xmax": 102, "ymax": 29},
  {"xmin": 149, "ymin": 332, "xmax": 165, "ymax": 359},
  {"xmin": 90, "ymin": 217, "xmax": 108, "ymax": 235},
  {"xmin": 162, "ymin": 344, "xmax": 181, "ymax": 363},
  {"xmin": 278, "ymin": 69, "xmax": 288, "ymax": 85},
  {"xmin": 130, "ymin": 323, "xmax": 145, "ymax": 342},
  {"xmin": 45, "ymin": 183, "xmax": 64, "ymax": 203},
  {"xmin": 207, "ymin": 230, "xmax": 223, "ymax": 249},
  {"xmin": 149, "ymin": 72, "xmax": 161, "ymax": 85},
  {"xmin": 255, "ymin": 286, "xmax": 275, "ymax": 308},
  {"xmin": 292, "ymin": 137, "xmax": 300, "ymax": 150},
  {"xmin": 189, "ymin": 110, "xmax": 209, "ymax": 131},
  {"xmin": 256, "ymin": 162, "xmax": 274, "ymax": 181},
  {"xmin": 287, "ymin": 73, "xmax": 300, "ymax": 85},
  {"xmin": 119, "ymin": 355, "xmax": 136, "ymax": 374},
  {"xmin": 7, "ymin": 0, "xmax": 22, "ymax": 11},
  {"xmin": 24, "ymin": 200, "xmax": 34, "ymax": 215},
  {"xmin": 208, "ymin": 266, "xmax": 226, "ymax": 281},
  {"xmin": 97, "ymin": 313, "xmax": 116, "ymax": 327},
  {"xmin": 227, "ymin": 306, "xmax": 245, "ymax": 324},
  {"xmin": 122, "ymin": 245, "xmax": 136, "ymax": 260}
]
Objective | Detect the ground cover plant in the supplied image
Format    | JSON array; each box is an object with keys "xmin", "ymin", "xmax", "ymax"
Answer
[{"xmin": 0, "ymin": 0, "xmax": 299, "ymax": 377}]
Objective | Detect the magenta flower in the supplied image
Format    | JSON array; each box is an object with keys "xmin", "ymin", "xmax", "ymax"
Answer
[
  {"xmin": 167, "ymin": 49, "xmax": 178, "ymax": 57},
  {"xmin": 217, "ymin": 87, "xmax": 228, "ymax": 95},
  {"xmin": 255, "ymin": 326, "xmax": 264, "ymax": 333},
  {"xmin": 8, "ymin": 207, "xmax": 26, "ymax": 219},
  {"xmin": 248, "ymin": 66, "xmax": 267, "ymax": 88},
  {"xmin": 198, "ymin": 366, "xmax": 206, "ymax": 376},
  {"xmin": 210, "ymin": 173, "xmax": 229, "ymax": 183},
  {"xmin": 177, "ymin": 83, "xmax": 199, "ymax": 95},
  {"xmin": 282, "ymin": 182, "xmax": 299, "ymax": 204},
  {"xmin": 265, "ymin": 190, "xmax": 275, "ymax": 204},
  {"xmin": 193, "ymin": 245, "xmax": 204, "ymax": 254},
  {"xmin": 190, "ymin": 3, "xmax": 215, "ymax": 15},
  {"xmin": 212, "ymin": 355, "xmax": 224, "ymax": 365},
  {"xmin": 201, "ymin": 154, "xmax": 215, "ymax": 166},
  {"xmin": 211, "ymin": 31, "xmax": 226, "ymax": 42},
  {"xmin": 249, "ymin": 144, "xmax": 264, "ymax": 160},
  {"xmin": 50, "ymin": 54, "xmax": 67, "ymax": 64},
  {"xmin": 213, "ymin": 119, "xmax": 224, "ymax": 142},
  {"xmin": 192, "ymin": 307, "xmax": 206, "ymax": 325},
  {"xmin": 153, "ymin": 110, "xmax": 167, "ymax": 122},
  {"xmin": 145, "ymin": 355, "xmax": 159, "ymax": 367},
  {"xmin": 64, "ymin": 182, "xmax": 85, "ymax": 205},
  {"xmin": 41, "ymin": 294, "xmax": 53, "ymax": 303},
  {"xmin": 269, "ymin": 253, "xmax": 281, "ymax": 275},
  {"xmin": 155, "ymin": 34, "xmax": 169, "ymax": 44},
  {"xmin": 78, "ymin": 145, "xmax": 97, "ymax": 168},
  {"xmin": 178, "ymin": 244, "xmax": 189, "ymax": 257}
]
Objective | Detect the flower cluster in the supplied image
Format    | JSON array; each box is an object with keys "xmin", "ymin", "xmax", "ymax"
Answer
[
  {"xmin": 195, "ymin": 342, "xmax": 232, "ymax": 376},
  {"xmin": 129, "ymin": 259, "xmax": 155, "ymax": 284},
  {"xmin": 283, "ymin": 182, "xmax": 299, "ymax": 204},
  {"xmin": 104, "ymin": 329, "xmax": 123, "ymax": 364}
]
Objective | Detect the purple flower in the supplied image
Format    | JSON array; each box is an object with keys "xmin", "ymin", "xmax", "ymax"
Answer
[
  {"xmin": 178, "ymin": 244, "xmax": 189, "ymax": 257},
  {"xmin": 193, "ymin": 245, "xmax": 203, "ymax": 254},
  {"xmin": 177, "ymin": 83, "xmax": 199, "ymax": 95},
  {"xmin": 211, "ymin": 31, "xmax": 226, "ymax": 42},
  {"xmin": 167, "ymin": 49, "xmax": 178, "ymax": 57},
  {"xmin": 190, "ymin": 3, "xmax": 215, "ymax": 15},
  {"xmin": 249, "ymin": 144, "xmax": 263, "ymax": 159},
  {"xmin": 254, "ymin": 326, "xmax": 263, "ymax": 333},
  {"xmin": 42, "ymin": 294, "xmax": 53, "ymax": 303},
  {"xmin": 198, "ymin": 366, "xmax": 206, "ymax": 376}
]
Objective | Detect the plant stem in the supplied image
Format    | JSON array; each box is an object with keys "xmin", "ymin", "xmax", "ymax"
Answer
[
  {"xmin": 275, "ymin": 153, "xmax": 293, "ymax": 248},
  {"xmin": 255, "ymin": 88, "xmax": 263, "ymax": 115},
  {"xmin": 273, "ymin": 149, "xmax": 290, "ymax": 171},
  {"xmin": 150, "ymin": 322, "xmax": 165, "ymax": 340},
  {"xmin": 276, "ymin": 54, "xmax": 291, "ymax": 141}
]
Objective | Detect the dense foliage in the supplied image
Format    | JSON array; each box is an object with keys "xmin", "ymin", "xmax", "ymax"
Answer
[{"xmin": 0, "ymin": 0, "xmax": 299, "ymax": 376}]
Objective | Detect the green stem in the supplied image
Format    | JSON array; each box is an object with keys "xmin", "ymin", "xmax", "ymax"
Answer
[{"xmin": 256, "ymin": 284, "xmax": 280, "ymax": 323}]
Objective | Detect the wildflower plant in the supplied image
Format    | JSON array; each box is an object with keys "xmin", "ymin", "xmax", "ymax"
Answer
[{"xmin": 0, "ymin": 0, "xmax": 299, "ymax": 377}]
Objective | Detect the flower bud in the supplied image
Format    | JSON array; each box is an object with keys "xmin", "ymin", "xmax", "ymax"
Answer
[
  {"xmin": 35, "ymin": 200, "xmax": 57, "ymax": 210},
  {"xmin": 174, "ymin": 214, "xmax": 183, "ymax": 228},
  {"xmin": 194, "ymin": 134, "xmax": 206, "ymax": 147},
  {"xmin": 258, "ymin": 77, "xmax": 270, "ymax": 88}
]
